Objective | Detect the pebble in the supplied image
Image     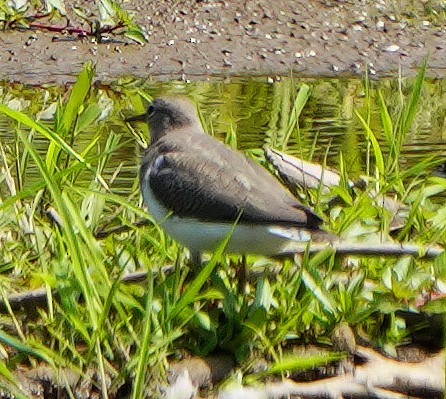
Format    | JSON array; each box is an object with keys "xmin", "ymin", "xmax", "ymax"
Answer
[
  {"xmin": 307, "ymin": 49, "xmax": 316, "ymax": 57},
  {"xmin": 384, "ymin": 44, "xmax": 400, "ymax": 52}
]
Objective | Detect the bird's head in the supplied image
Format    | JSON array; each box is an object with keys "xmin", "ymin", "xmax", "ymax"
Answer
[{"xmin": 126, "ymin": 96, "xmax": 202, "ymax": 144}]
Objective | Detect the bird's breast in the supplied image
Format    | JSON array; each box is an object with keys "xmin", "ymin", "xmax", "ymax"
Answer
[{"xmin": 140, "ymin": 163, "xmax": 170, "ymax": 222}]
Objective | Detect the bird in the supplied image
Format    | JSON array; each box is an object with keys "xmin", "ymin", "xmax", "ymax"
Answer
[{"xmin": 126, "ymin": 96, "xmax": 335, "ymax": 265}]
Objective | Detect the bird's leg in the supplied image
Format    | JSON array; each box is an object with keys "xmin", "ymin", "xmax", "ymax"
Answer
[
  {"xmin": 237, "ymin": 255, "xmax": 248, "ymax": 295},
  {"xmin": 190, "ymin": 250, "xmax": 202, "ymax": 268}
]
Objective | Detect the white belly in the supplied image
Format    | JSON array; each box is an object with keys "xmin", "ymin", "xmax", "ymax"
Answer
[{"xmin": 141, "ymin": 170, "xmax": 312, "ymax": 256}]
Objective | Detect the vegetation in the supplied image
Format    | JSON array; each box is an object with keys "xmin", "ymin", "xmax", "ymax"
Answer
[
  {"xmin": 0, "ymin": 0, "xmax": 146, "ymax": 43},
  {"xmin": 0, "ymin": 62, "xmax": 444, "ymax": 397}
]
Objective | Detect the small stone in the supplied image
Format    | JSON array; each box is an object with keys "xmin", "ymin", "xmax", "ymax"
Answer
[
  {"xmin": 332, "ymin": 64, "xmax": 339, "ymax": 72},
  {"xmin": 422, "ymin": 20, "xmax": 430, "ymax": 26},
  {"xmin": 294, "ymin": 52, "xmax": 302, "ymax": 58},
  {"xmin": 189, "ymin": 37, "xmax": 197, "ymax": 43},
  {"xmin": 167, "ymin": 39, "xmax": 175, "ymax": 46},
  {"xmin": 332, "ymin": 322, "xmax": 356, "ymax": 354},
  {"xmin": 384, "ymin": 44, "xmax": 400, "ymax": 52},
  {"xmin": 307, "ymin": 49, "xmax": 316, "ymax": 57},
  {"xmin": 267, "ymin": 77, "xmax": 274, "ymax": 83},
  {"xmin": 265, "ymin": 33, "xmax": 272, "ymax": 39},
  {"xmin": 376, "ymin": 20, "xmax": 385, "ymax": 29}
]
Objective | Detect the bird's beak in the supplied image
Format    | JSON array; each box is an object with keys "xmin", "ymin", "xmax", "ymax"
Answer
[{"xmin": 125, "ymin": 112, "xmax": 147, "ymax": 123}]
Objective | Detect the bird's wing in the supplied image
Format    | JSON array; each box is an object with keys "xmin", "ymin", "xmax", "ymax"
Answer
[{"xmin": 144, "ymin": 135, "xmax": 322, "ymax": 228}]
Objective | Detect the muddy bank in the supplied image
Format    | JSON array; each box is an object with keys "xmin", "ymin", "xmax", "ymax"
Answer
[{"xmin": 0, "ymin": 0, "xmax": 445, "ymax": 84}]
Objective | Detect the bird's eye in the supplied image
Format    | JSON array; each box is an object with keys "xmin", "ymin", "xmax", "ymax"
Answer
[{"xmin": 147, "ymin": 104, "xmax": 155, "ymax": 117}]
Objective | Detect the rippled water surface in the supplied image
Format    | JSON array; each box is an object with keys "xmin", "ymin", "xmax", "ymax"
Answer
[{"xmin": 1, "ymin": 76, "xmax": 446, "ymax": 196}]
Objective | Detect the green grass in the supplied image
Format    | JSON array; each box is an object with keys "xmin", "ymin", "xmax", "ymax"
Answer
[{"xmin": 0, "ymin": 63, "xmax": 444, "ymax": 397}]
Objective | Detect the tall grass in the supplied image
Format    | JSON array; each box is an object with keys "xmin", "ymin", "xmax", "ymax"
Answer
[{"xmin": 0, "ymin": 63, "xmax": 444, "ymax": 397}]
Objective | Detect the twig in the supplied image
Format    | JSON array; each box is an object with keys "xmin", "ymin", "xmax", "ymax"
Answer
[{"xmin": 0, "ymin": 267, "xmax": 173, "ymax": 312}]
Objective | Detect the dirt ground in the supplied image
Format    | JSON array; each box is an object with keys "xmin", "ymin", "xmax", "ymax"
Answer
[{"xmin": 0, "ymin": 0, "xmax": 445, "ymax": 84}]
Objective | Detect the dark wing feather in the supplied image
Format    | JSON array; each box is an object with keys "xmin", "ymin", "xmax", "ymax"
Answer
[{"xmin": 145, "ymin": 133, "xmax": 322, "ymax": 228}]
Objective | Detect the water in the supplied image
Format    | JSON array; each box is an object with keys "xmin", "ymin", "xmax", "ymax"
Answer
[{"xmin": 1, "ymin": 76, "xmax": 446, "ymax": 197}]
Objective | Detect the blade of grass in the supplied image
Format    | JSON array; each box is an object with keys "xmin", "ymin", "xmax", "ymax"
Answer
[
  {"xmin": 355, "ymin": 109, "xmax": 385, "ymax": 177},
  {"xmin": 281, "ymin": 83, "xmax": 311, "ymax": 150},
  {"xmin": 57, "ymin": 61, "xmax": 95, "ymax": 136},
  {"xmin": 16, "ymin": 129, "xmax": 103, "ymax": 332},
  {"xmin": 378, "ymin": 90, "xmax": 394, "ymax": 153},
  {"xmin": 265, "ymin": 351, "xmax": 344, "ymax": 374},
  {"xmin": 0, "ymin": 104, "xmax": 109, "ymax": 189},
  {"xmin": 0, "ymin": 330, "xmax": 54, "ymax": 364},
  {"xmin": 401, "ymin": 58, "xmax": 427, "ymax": 134},
  {"xmin": 0, "ymin": 105, "xmax": 85, "ymax": 164},
  {"xmin": 302, "ymin": 249, "xmax": 338, "ymax": 317},
  {"xmin": 0, "ymin": 360, "xmax": 29, "ymax": 399},
  {"xmin": 131, "ymin": 269, "xmax": 154, "ymax": 399}
]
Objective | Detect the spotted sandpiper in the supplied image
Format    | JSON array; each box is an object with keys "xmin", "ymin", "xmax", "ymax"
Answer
[{"xmin": 126, "ymin": 96, "xmax": 334, "ymax": 264}]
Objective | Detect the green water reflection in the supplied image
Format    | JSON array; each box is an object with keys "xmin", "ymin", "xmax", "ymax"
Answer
[{"xmin": 1, "ymin": 76, "xmax": 446, "ymax": 197}]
